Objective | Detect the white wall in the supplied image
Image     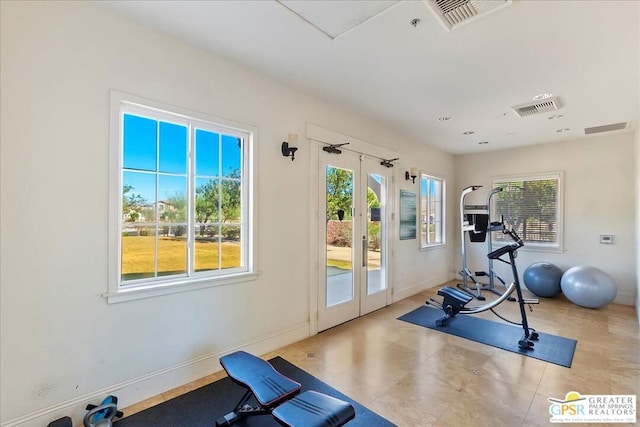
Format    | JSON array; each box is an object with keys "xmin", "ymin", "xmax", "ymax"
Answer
[
  {"xmin": 395, "ymin": 147, "xmax": 457, "ymax": 300},
  {"xmin": 636, "ymin": 1, "xmax": 640, "ymax": 321},
  {"xmin": 0, "ymin": 2, "xmax": 455, "ymax": 426},
  {"xmin": 636, "ymin": 126, "xmax": 640, "ymax": 320},
  {"xmin": 455, "ymin": 134, "xmax": 637, "ymax": 305}
]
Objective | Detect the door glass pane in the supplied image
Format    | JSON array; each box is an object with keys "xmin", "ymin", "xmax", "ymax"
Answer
[
  {"xmin": 367, "ymin": 173, "xmax": 386, "ymax": 295},
  {"xmin": 325, "ymin": 165, "xmax": 354, "ymax": 307}
]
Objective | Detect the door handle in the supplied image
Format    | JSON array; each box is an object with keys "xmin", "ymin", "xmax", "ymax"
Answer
[{"xmin": 362, "ymin": 235, "xmax": 367, "ymax": 267}]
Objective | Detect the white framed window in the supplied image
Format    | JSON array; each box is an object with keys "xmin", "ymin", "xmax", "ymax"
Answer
[
  {"xmin": 492, "ymin": 171, "xmax": 563, "ymax": 251},
  {"xmin": 107, "ymin": 91, "xmax": 256, "ymax": 303},
  {"xmin": 420, "ymin": 173, "xmax": 445, "ymax": 248}
]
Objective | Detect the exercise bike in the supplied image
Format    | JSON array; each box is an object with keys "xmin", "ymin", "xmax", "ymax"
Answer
[{"xmin": 427, "ymin": 224, "xmax": 539, "ymax": 349}]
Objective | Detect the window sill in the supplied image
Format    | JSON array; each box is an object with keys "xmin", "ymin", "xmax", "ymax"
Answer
[
  {"xmin": 102, "ymin": 271, "xmax": 260, "ymax": 304},
  {"xmin": 420, "ymin": 243, "xmax": 446, "ymax": 251}
]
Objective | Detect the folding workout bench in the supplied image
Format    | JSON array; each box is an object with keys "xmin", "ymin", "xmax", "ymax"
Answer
[{"xmin": 216, "ymin": 351, "xmax": 355, "ymax": 427}]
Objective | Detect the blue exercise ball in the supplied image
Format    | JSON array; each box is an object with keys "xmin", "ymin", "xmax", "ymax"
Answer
[
  {"xmin": 560, "ymin": 266, "xmax": 617, "ymax": 309},
  {"xmin": 523, "ymin": 262, "xmax": 563, "ymax": 297}
]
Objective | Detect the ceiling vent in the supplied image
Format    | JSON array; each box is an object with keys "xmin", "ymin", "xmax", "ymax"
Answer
[
  {"xmin": 422, "ymin": 0, "xmax": 512, "ymax": 31},
  {"xmin": 584, "ymin": 122, "xmax": 628, "ymax": 135},
  {"xmin": 511, "ymin": 96, "xmax": 562, "ymax": 117}
]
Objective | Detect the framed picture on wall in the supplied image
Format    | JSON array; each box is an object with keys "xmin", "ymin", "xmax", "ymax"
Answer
[{"xmin": 399, "ymin": 189, "xmax": 417, "ymax": 240}]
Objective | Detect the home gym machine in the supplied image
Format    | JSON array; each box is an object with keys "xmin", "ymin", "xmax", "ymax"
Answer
[
  {"xmin": 457, "ymin": 185, "xmax": 488, "ymax": 300},
  {"xmin": 475, "ymin": 187, "xmax": 516, "ymax": 301},
  {"xmin": 428, "ymin": 224, "xmax": 540, "ymax": 349},
  {"xmin": 457, "ymin": 185, "xmax": 514, "ymax": 301}
]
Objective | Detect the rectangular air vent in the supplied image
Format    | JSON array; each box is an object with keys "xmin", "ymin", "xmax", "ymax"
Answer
[
  {"xmin": 422, "ymin": 0, "xmax": 512, "ymax": 31},
  {"xmin": 584, "ymin": 122, "xmax": 628, "ymax": 135},
  {"xmin": 511, "ymin": 97, "xmax": 561, "ymax": 117}
]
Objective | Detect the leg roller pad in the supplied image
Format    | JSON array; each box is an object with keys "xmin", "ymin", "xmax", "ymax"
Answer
[
  {"xmin": 273, "ymin": 390, "xmax": 355, "ymax": 427},
  {"xmin": 438, "ymin": 286, "xmax": 473, "ymax": 310},
  {"xmin": 435, "ymin": 286, "xmax": 474, "ymax": 326}
]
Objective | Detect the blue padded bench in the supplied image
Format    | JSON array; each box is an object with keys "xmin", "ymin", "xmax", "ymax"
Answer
[
  {"xmin": 216, "ymin": 351, "xmax": 355, "ymax": 427},
  {"xmin": 273, "ymin": 390, "xmax": 355, "ymax": 427}
]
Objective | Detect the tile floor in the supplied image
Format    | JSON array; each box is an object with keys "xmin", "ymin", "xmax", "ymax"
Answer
[{"xmin": 122, "ymin": 284, "xmax": 640, "ymax": 426}]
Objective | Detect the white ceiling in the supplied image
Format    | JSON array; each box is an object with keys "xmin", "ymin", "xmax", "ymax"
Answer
[{"xmin": 98, "ymin": 0, "xmax": 639, "ymax": 155}]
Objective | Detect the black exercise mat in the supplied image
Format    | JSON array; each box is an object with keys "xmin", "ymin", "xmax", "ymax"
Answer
[
  {"xmin": 398, "ymin": 305, "xmax": 577, "ymax": 368},
  {"xmin": 115, "ymin": 356, "xmax": 395, "ymax": 426}
]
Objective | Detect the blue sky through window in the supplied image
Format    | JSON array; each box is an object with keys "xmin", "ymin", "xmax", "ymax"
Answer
[
  {"xmin": 159, "ymin": 122, "xmax": 187, "ymax": 174},
  {"xmin": 123, "ymin": 114, "xmax": 156, "ymax": 172},
  {"xmin": 123, "ymin": 114, "xmax": 242, "ymax": 206},
  {"xmin": 195, "ymin": 129, "xmax": 219, "ymax": 177},
  {"xmin": 221, "ymin": 134, "xmax": 241, "ymax": 177},
  {"xmin": 421, "ymin": 177, "xmax": 440, "ymax": 196}
]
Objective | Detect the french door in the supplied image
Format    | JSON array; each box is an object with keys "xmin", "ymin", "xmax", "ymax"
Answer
[{"xmin": 317, "ymin": 148, "xmax": 391, "ymax": 331}]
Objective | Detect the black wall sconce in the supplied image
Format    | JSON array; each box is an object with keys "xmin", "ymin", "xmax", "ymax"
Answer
[
  {"xmin": 281, "ymin": 133, "xmax": 298, "ymax": 161},
  {"xmin": 405, "ymin": 167, "xmax": 417, "ymax": 183}
]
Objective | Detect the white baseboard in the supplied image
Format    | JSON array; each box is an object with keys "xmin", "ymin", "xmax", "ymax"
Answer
[
  {"xmin": 393, "ymin": 284, "xmax": 422, "ymax": 302},
  {"xmin": 1, "ymin": 321, "xmax": 310, "ymax": 427},
  {"xmin": 613, "ymin": 292, "xmax": 636, "ymax": 306},
  {"xmin": 392, "ymin": 274, "xmax": 453, "ymax": 302}
]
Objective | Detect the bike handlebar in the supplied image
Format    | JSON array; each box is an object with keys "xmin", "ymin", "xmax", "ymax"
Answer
[{"xmin": 487, "ymin": 226, "xmax": 524, "ymax": 259}]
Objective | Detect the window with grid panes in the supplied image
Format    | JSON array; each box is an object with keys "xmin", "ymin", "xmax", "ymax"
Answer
[
  {"xmin": 492, "ymin": 172, "xmax": 563, "ymax": 251},
  {"xmin": 108, "ymin": 93, "xmax": 255, "ymax": 302},
  {"xmin": 420, "ymin": 174, "xmax": 445, "ymax": 248}
]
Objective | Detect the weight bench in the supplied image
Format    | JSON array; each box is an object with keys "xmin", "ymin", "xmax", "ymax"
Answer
[{"xmin": 216, "ymin": 351, "xmax": 355, "ymax": 427}]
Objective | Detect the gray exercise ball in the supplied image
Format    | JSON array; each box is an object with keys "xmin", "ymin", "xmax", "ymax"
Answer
[
  {"xmin": 560, "ymin": 266, "xmax": 617, "ymax": 308},
  {"xmin": 523, "ymin": 262, "xmax": 563, "ymax": 297}
]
